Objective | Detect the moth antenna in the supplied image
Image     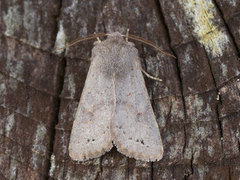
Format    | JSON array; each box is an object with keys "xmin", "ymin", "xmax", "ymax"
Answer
[
  {"xmin": 125, "ymin": 34, "xmax": 176, "ymax": 59},
  {"xmin": 55, "ymin": 33, "xmax": 107, "ymax": 51},
  {"xmin": 125, "ymin": 28, "xmax": 130, "ymax": 42},
  {"xmin": 141, "ymin": 67, "xmax": 162, "ymax": 82},
  {"xmin": 55, "ymin": 32, "xmax": 176, "ymax": 59}
]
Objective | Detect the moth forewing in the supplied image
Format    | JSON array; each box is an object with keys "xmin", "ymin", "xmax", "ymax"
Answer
[
  {"xmin": 112, "ymin": 51, "xmax": 163, "ymax": 162},
  {"xmin": 68, "ymin": 51, "xmax": 114, "ymax": 161}
]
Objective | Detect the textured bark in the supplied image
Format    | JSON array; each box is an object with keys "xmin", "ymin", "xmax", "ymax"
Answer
[{"xmin": 0, "ymin": 0, "xmax": 240, "ymax": 180}]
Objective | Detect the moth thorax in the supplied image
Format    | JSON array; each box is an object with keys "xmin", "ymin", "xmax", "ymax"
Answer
[
  {"xmin": 100, "ymin": 54, "xmax": 134, "ymax": 78},
  {"xmin": 92, "ymin": 39, "xmax": 139, "ymax": 78}
]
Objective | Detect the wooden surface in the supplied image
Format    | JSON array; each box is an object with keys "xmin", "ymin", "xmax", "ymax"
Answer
[{"xmin": 0, "ymin": 0, "xmax": 240, "ymax": 179}]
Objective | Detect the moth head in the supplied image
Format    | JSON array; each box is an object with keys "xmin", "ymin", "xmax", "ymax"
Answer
[{"xmin": 91, "ymin": 32, "xmax": 139, "ymax": 78}]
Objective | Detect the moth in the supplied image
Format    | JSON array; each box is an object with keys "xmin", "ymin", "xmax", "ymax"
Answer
[{"xmin": 67, "ymin": 32, "xmax": 174, "ymax": 162}]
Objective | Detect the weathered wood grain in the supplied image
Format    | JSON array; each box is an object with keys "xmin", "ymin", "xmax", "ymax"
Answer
[
  {"xmin": 215, "ymin": 0, "xmax": 240, "ymax": 50},
  {"xmin": 0, "ymin": 0, "xmax": 62, "ymax": 179},
  {"xmin": 0, "ymin": 0, "xmax": 239, "ymax": 179}
]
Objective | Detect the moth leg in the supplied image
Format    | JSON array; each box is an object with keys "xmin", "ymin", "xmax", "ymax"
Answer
[
  {"xmin": 96, "ymin": 36, "xmax": 101, "ymax": 42},
  {"xmin": 125, "ymin": 28, "xmax": 130, "ymax": 42},
  {"xmin": 141, "ymin": 67, "xmax": 162, "ymax": 82},
  {"xmin": 94, "ymin": 32, "xmax": 101, "ymax": 43}
]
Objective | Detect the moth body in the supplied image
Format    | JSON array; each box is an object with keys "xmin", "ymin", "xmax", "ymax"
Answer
[{"xmin": 69, "ymin": 32, "xmax": 163, "ymax": 162}]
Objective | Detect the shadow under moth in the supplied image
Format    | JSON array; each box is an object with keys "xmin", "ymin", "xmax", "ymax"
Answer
[{"xmin": 66, "ymin": 32, "xmax": 175, "ymax": 162}]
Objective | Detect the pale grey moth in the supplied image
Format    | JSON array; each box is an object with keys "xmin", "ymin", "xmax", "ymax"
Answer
[{"xmin": 68, "ymin": 32, "xmax": 163, "ymax": 162}]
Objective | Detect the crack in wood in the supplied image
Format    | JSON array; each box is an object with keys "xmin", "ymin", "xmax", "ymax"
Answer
[
  {"xmin": 228, "ymin": 166, "xmax": 232, "ymax": 180},
  {"xmin": 190, "ymin": 150, "xmax": 195, "ymax": 176},
  {"xmin": 194, "ymin": 37, "xmax": 225, "ymax": 160},
  {"xmin": 46, "ymin": 0, "xmax": 66, "ymax": 179},
  {"xmin": 151, "ymin": 161, "xmax": 154, "ymax": 180},
  {"xmin": 182, "ymin": 125, "xmax": 187, "ymax": 157}
]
